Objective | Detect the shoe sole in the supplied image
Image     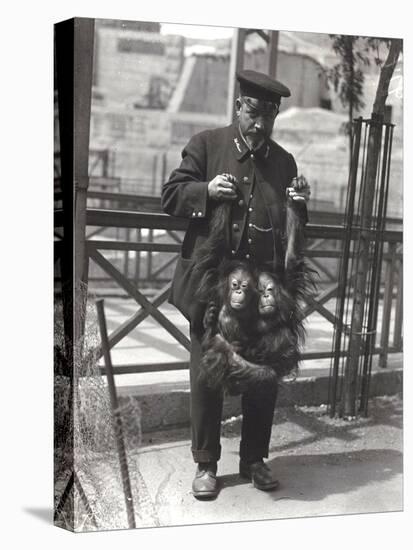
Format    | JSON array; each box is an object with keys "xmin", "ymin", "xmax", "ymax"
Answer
[
  {"xmin": 239, "ymin": 470, "xmax": 280, "ymax": 491},
  {"xmin": 193, "ymin": 491, "xmax": 219, "ymax": 499}
]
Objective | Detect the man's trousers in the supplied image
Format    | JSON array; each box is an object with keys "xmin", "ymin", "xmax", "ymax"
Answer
[{"xmin": 189, "ymin": 329, "xmax": 278, "ymax": 464}]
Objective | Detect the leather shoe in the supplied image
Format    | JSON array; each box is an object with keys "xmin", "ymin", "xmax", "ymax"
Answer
[
  {"xmin": 239, "ymin": 459, "xmax": 279, "ymax": 491},
  {"xmin": 192, "ymin": 462, "xmax": 219, "ymax": 499}
]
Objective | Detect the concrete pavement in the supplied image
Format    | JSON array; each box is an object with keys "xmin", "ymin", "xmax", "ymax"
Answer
[{"xmin": 130, "ymin": 395, "xmax": 402, "ymax": 528}]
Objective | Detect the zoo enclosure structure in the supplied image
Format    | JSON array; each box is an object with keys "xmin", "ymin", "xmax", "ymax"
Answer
[
  {"xmin": 54, "ymin": 16, "xmax": 402, "ymax": 389},
  {"xmin": 54, "ymin": 206, "xmax": 403, "ymax": 375}
]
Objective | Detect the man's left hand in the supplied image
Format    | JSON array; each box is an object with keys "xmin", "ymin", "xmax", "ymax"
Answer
[{"xmin": 286, "ymin": 175, "xmax": 311, "ymax": 203}]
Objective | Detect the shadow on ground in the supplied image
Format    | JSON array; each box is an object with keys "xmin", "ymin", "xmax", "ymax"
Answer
[
  {"xmin": 23, "ymin": 507, "xmax": 53, "ymax": 524},
  {"xmin": 220, "ymin": 447, "xmax": 402, "ymax": 502}
]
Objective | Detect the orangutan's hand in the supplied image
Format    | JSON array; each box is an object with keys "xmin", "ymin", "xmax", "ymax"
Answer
[
  {"xmin": 286, "ymin": 175, "xmax": 311, "ymax": 203},
  {"xmin": 208, "ymin": 173, "xmax": 238, "ymax": 201}
]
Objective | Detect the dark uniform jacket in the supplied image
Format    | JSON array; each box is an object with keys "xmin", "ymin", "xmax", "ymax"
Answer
[{"xmin": 161, "ymin": 123, "xmax": 307, "ymax": 322}]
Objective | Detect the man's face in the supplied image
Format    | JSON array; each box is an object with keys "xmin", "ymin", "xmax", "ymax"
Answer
[{"xmin": 236, "ymin": 96, "xmax": 279, "ymax": 147}]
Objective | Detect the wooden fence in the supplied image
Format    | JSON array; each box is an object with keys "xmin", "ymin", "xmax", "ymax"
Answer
[{"xmin": 54, "ymin": 206, "xmax": 402, "ymax": 374}]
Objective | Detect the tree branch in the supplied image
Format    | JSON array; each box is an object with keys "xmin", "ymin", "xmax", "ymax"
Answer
[{"xmin": 372, "ymin": 38, "xmax": 402, "ymax": 115}]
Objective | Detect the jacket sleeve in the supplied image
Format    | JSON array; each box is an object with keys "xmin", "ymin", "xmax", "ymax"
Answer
[{"xmin": 161, "ymin": 131, "xmax": 210, "ymax": 219}]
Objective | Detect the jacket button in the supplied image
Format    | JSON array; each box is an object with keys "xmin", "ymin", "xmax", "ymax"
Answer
[
  {"xmin": 243, "ymin": 177, "xmax": 249, "ymax": 184},
  {"xmin": 197, "ymin": 211, "xmax": 203, "ymax": 217},
  {"xmin": 245, "ymin": 254, "xmax": 250, "ymax": 259},
  {"xmin": 232, "ymin": 223, "xmax": 239, "ymax": 232},
  {"xmin": 238, "ymin": 199, "xmax": 244, "ymax": 207},
  {"xmin": 231, "ymin": 250, "xmax": 236, "ymax": 255},
  {"xmin": 248, "ymin": 238, "xmax": 252, "ymax": 244},
  {"xmin": 248, "ymin": 223, "xmax": 253, "ymax": 228},
  {"xmin": 250, "ymin": 153, "xmax": 255, "ymax": 160},
  {"xmin": 248, "ymin": 207, "xmax": 253, "ymax": 212}
]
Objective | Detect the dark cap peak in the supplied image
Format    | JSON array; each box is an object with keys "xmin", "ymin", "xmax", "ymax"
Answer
[{"xmin": 236, "ymin": 69, "xmax": 291, "ymax": 103}]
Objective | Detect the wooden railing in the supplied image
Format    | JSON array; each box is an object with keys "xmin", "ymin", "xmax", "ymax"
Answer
[{"xmin": 54, "ymin": 207, "xmax": 403, "ymax": 373}]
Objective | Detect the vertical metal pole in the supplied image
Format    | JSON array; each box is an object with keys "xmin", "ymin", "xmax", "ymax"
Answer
[
  {"xmin": 379, "ymin": 243, "xmax": 397, "ymax": 368},
  {"xmin": 342, "ymin": 114, "xmax": 384, "ymax": 417},
  {"xmin": 359, "ymin": 124, "xmax": 391, "ymax": 414},
  {"xmin": 152, "ymin": 153, "xmax": 157, "ymax": 195},
  {"xmin": 124, "ymin": 227, "xmax": 130, "ymax": 279},
  {"xmin": 147, "ymin": 230, "xmax": 154, "ymax": 280},
  {"xmin": 268, "ymin": 31, "xmax": 279, "ymax": 78},
  {"xmin": 227, "ymin": 28, "xmax": 246, "ymax": 123},
  {"xmin": 393, "ymin": 258, "xmax": 403, "ymax": 350},
  {"xmin": 329, "ymin": 118, "xmax": 363, "ymax": 417},
  {"xmin": 134, "ymin": 228, "xmax": 142, "ymax": 284},
  {"xmin": 161, "ymin": 151, "xmax": 167, "ymax": 190},
  {"xmin": 96, "ymin": 299, "xmax": 136, "ymax": 530},
  {"xmin": 102, "ymin": 149, "xmax": 109, "ymax": 177}
]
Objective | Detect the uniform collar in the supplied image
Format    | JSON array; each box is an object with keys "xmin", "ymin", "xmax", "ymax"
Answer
[{"xmin": 232, "ymin": 125, "xmax": 270, "ymax": 161}]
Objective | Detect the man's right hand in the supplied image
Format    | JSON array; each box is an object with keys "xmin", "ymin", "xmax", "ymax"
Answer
[{"xmin": 208, "ymin": 173, "xmax": 238, "ymax": 201}]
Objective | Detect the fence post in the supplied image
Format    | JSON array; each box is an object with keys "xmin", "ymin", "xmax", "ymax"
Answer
[
  {"xmin": 123, "ymin": 227, "xmax": 130, "ymax": 280},
  {"xmin": 96, "ymin": 299, "xmax": 136, "ymax": 529},
  {"xmin": 379, "ymin": 242, "xmax": 397, "ymax": 368},
  {"xmin": 147, "ymin": 229, "xmax": 154, "ymax": 280},
  {"xmin": 134, "ymin": 228, "xmax": 141, "ymax": 284},
  {"xmin": 393, "ymin": 256, "xmax": 403, "ymax": 350}
]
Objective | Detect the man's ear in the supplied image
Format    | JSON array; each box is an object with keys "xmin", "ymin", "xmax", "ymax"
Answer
[{"xmin": 235, "ymin": 97, "xmax": 242, "ymax": 115}]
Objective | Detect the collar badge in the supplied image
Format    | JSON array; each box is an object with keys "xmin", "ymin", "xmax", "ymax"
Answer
[{"xmin": 234, "ymin": 137, "xmax": 242, "ymax": 153}]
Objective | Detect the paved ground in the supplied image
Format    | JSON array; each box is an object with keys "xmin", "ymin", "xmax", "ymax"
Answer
[{"xmin": 123, "ymin": 395, "xmax": 402, "ymax": 529}]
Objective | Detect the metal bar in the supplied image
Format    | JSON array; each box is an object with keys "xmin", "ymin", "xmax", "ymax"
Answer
[
  {"xmin": 379, "ymin": 242, "xmax": 397, "ymax": 368},
  {"xmin": 90, "ymin": 248, "xmax": 190, "ymax": 350},
  {"xmin": 268, "ymin": 31, "xmax": 279, "ymax": 78},
  {"xmin": 134, "ymin": 228, "xmax": 141, "ymax": 284},
  {"xmin": 147, "ymin": 229, "xmax": 153, "ymax": 279},
  {"xmin": 393, "ymin": 258, "xmax": 403, "ymax": 349},
  {"xmin": 161, "ymin": 152, "xmax": 167, "ymax": 187},
  {"xmin": 96, "ymin": 299, "xmax": 136, "ymax": 530},
  {"xmin": 359, "ymin": 123, "xmax": 392, "ymax": 414},
  {"xmin": 343, "ymin": 115, "xmax": 385, "ymax": 417},
  {"xmin": 329, "ymin": 117, "xmax": 363, "ymax": 417},
  {"xmin": 152, "ymin": 153, "xmax": 157, "ymax": 194},
  {"xmin": 123, "ymin": 227, "xmax": 131, "ymax": 279},
  {"xmin": 227, "ymin": 27, "xmax": 247, "ymax": 122}
]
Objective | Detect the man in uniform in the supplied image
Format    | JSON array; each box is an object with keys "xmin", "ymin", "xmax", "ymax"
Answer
[{"xmin": 161, "ymin": 69, "xmax": 310, "ymax": 499}]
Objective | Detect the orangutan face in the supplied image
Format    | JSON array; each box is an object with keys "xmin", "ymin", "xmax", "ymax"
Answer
[
  {"xmin": 257, "ymin": 272, "xmax": 278, "ymax": 316},
  {"xmin": 228, "ymin": 267, "xmax": 255, "ymax": 311}
]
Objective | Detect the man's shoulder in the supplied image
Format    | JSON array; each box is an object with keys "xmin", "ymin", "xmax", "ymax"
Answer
[
  {"xmin": 188, "ymin": 124, "xmax": 233, "ymax": 146},
  {"xmin": 268, "ymin": 138, "xmax": 295, "ymax": 161}
]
